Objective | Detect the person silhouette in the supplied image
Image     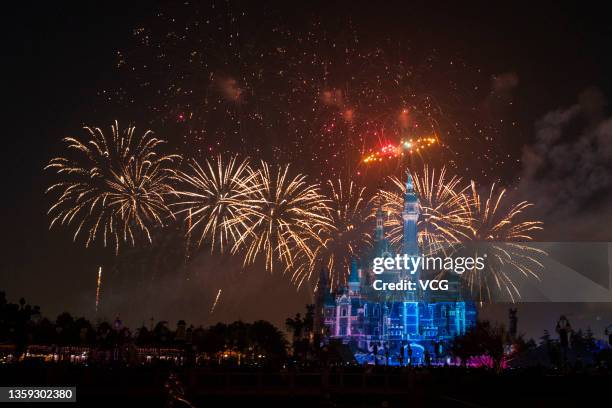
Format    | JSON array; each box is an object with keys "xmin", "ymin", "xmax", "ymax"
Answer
[
  {"xmin": 407, "ymin": 344, "xmax": 413, "ymax": 366},
  {"xmin": 372, "ymin": 343, "xmax": 379, "ymax": 366},
  {"xmin": 556, "ymin": 315, "xmax": 572, "ymax": 350}
]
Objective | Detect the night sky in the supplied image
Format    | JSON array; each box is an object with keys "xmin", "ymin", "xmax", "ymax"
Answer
[{"xmin": 3, "ymin": 1, "xmax": 612, "ymax": 339}]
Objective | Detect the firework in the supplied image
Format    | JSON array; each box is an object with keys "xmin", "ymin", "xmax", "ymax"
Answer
[
  {"xmin": 461, "ymin": 181, "xmax": 545, "ymax": 302},
  {"xmin": 362, "ymin": 137, "xmax": 439, "ymax": 164},
  {"xmin": 46, "ymin": 121, "xmax": 180, "ymax": 253},
  {"xmin": 378, "ymin": 170, "xmax": 544, "ymax": 301},
  {"xmin": 377, "ymin": 165, "xmax": 471, "ymax": 254},
  {"xmin": 291, "ymin": 179, "xmax": 374, "ymax": 289},
  {"xmin": 170, "ymin": 155, "xmax": 260, "ymax": 253},
  {"xmin": 465, "ymin": 182, "xmax": 543, "ymax": 241},
  {"xmin": 108, "ymin": 3, "xmax": 506, "ymax": 179},
  {"xmin": 210, "ymin": 289, "xmax": 222, "ymax": 314},
  {"xmin": 95, "ymin": 266, "xmax": 102, "ymax": 313},
  {"xmin": 231, "ymin": 161, "xmax": 332, "ymax": 273}
]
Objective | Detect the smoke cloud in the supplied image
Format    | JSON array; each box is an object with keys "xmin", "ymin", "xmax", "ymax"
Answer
[{"xmin": 518, "ymin": 88, "xmax": 612, "ymax": 240}]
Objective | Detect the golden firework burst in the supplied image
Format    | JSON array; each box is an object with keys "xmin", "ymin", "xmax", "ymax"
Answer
[
  {"xmin": 170, "ymin": 155, "xmax": 260, "ymax": 253},
  {"xmin": 231, "ymin": 161, "xmax": 332, "ymax": 273},
  {"xmin": 46, "ymin": 121, "xmax": 179, "ymax": 253},
  {"xmin": 461, "ymin": 181, "xmax": 545, "ymax": 302}
]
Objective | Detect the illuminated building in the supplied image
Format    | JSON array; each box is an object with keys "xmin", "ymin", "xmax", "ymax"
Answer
[{"xmin": 316, "ymin": 170, "xmax": 476, "ymax": 365}]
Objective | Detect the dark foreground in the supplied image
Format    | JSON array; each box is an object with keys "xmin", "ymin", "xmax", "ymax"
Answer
[{"xmin": 0, "ymin": 363, "xmax": 609, "ymax": 407}]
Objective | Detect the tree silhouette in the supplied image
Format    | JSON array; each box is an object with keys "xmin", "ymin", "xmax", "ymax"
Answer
[
  {"xmin": 285, "ymin": 313, "xmax": 304, "ymax": 340},
  {"xmin": 0, "ymin": 289, "xmax": 287, "ymax": 366},
  {"xmin": 451, "ymin": 320, "xmax": 506, "ymax": 372}
]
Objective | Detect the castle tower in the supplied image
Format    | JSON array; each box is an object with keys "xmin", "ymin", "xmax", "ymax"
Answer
[
  {"xmin": 348, "ymin": 258, "xmax": 360, "ymax": 295},
  {"xmin": 402, "ymin": 170, "xmax": 420, "ymax": 257},
  {"xmin": 372, "ymin": 205, "xmax": 392, "ymax": 259},
  {"xmin": 315, "ymin": 267, "xmax": 338, "ymax": 344},
  {"xmin": 402, "ymin": 170, "xmax": 421, "ymax": 303}
]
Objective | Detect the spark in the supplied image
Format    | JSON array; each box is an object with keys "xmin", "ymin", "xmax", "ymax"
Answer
[
  {"xmin": 46, "ymin": 121, "xmax": 180, "ymax": 253},
  {"xmin": 378, "ymin": 165, "xmax": 471, "ymax": 254},
  {"xmin": 210, "ymin": 289, "xmax": 222, "ymax": 314},
  {"xmin": 362, "ymin": 137, "xmax": 439, "ymax": 164},
  {"xmin": 170, "ymin": 155, "xmax": 260, "ymax": 253},
  {"xmin": 109, "ymin": 3, "xmax": 504, "ymax": 179},
  {"xmin": 95, "ymin": 266, "xmax": 102, "ymax": 313},
  {"xmin": 465, "ymin": 181, "xmax": 543, "ymax": 241},
  {"xmin": 461, "ymin": 181, "xmax": 545, "ymax": 302},
  {"xmin": 231, "ymin": 161, "xmax": 333, "ymax": 273},
  {"xmin": 378, "ymin": 167, "xmax": 544, "ymax": 301},
  {"xmin": 291, "ymin": 179, "xmax": 374, "ymax": 289}
]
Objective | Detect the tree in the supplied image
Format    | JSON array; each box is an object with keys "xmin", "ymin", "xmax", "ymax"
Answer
[
  {"xmin": 250, "ymin": 320, "xmax": 288, "ymax": 359},
  {"xmin": 285, "ymin": 313, "xmax": 304, "ymax": 340},
  {"xmin": 451, "ymin": 320, "xmax": 506, "ymax": 372},
  {"xmin": 285, "ymin": 312, "xmax": 307, "ymax": 358},
  {"xmin": 96, "ymin": 321, "xmax": 113, "ymax": 349},
  {"xmin": 32, "ymin": 318, "xmax": 55, "ymax": 345},
  {"xmin": 152, "ymin": 321, "xmax": 171, "ymax": 345},
  {"xmin": 136, "ymin": 325, "xmax": 152, "ymax": 346},
  {"xmin": 227, "ymin": 321, "xmax": 249, "ymax": 353},
  {"xmin": 200, "ymin": 323, "xmax": 227, "ymax": 355},
  {"xmin": 74, "ymin": 317, "xmax": 94, "ymax": 344},
  {"xmin": 303, "ymin": 304, "xmax": 315, "ymax": 338}
]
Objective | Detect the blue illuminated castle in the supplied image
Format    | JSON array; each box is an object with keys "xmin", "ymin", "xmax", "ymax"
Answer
[{"xmin": 316, "ymin": 170, "xmax": 476, "ymax": 365}]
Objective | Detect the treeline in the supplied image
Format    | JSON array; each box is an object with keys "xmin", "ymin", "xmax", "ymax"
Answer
[
  {"xmin": 0, "ymin": 291, "xmax": 287, "ymax": 360},
  {"xmin": 451, "ymin": 320, "xmax": 608, "ymax": 371}
]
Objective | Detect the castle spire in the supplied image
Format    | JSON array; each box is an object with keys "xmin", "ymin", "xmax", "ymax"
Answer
[
  {"xmin": 402, "ymin": 169, "xmax": 419, "ymax": 256},
  {"xmin": 405, "ymin": 168, "xmax": 415, "ymax": 193}
]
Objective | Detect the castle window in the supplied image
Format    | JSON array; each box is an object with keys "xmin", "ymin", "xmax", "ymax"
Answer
[{"xmin": 341, "ymin": 308, "xmax": 347, "ymax": 317}]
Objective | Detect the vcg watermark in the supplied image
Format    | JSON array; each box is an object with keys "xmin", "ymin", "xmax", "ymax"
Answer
[{"xmin": 371, "ymin": 254, "xmax": 486, "ymax": 292}]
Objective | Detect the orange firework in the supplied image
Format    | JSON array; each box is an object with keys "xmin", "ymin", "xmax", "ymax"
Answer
[
  {"xmin": 210, "ymin": 289, "xmax": 222, "ymax": 314},
  {"xmin": 95, "ymin": 266, "xmax": 102, "ymax": 313},
  {"xmin": 362, "ymin": 136, "xmax": 438, "ymax": 164}
]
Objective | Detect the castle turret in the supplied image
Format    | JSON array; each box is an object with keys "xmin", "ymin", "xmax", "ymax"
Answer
[
  {"xmin": 314, "ymin": 268, "xmax": 336, "ymax": 343},
  {"xmin": 348, "ymin": 258, "xmax": 360, "ymax": 295},
  {"xmin": 372, "ymin": 204, "xmax": 394, "ymax": 260}
]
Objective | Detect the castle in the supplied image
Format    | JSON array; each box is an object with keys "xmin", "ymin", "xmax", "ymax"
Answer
[{"xmin": 315, "ymin": 170, "xmax": 477, "ymax": 365}]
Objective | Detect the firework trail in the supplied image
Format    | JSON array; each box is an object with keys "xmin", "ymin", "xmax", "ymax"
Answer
[
  {"xmin": 210, "ymin": 289, "xmax": 222, "ymax": 314},
  {"xmin": 291, "ymin": 179, "xmax": 374, "ymax": 289},
  {"xmin": 231, "ymin": 161, "xmax": 332, "ymax": 273},
  {"xmin": 377, "ymin": 165, "xmax": 471, "ymax": 255},
  {"xmin": 170, "ymin": 155, "xmax": 260, "ymax": 253},
  {"xmin": 46, "ymin": 121, "xmax": 180, "ymax": 253},
  {"xmin": 461, "ymin": 181, "xmax": 545, "ymax": 302},
  {"xmin": 95, "ymin": 266, "xmax": 102, "ymax": 313}
]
